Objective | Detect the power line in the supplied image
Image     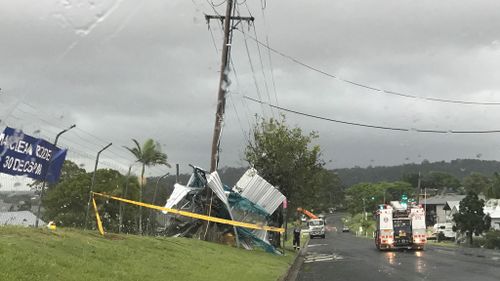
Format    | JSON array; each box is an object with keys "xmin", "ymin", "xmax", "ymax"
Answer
[
  {"xmin": 238, "ymin": 31, "xmax": 500, "ymax": 106},
  {"xmin": 240, "ymin": 25, "xmax": 271, "ymax": 117},
  {"xmin": 3, "ymin": 98, "xmax": 167, "ymax": 176},
  {"xmin": 243, "ymin": 95, "xmax": 500, "ymax": 134},
  {"xmin": 242, "ymin": 3, "xmax": 273, "ymax": 110},
  {"xmin": 252, "ymin": 1, "xmax": 279, "ymax": 107},
  {"xmin": 263, "ymin": 33, "xmax": 279, "ymax": 107},
  {"xmin": 250, "ymin": 21, "xmax": 274, "ymax": 115},
  {"xmin": 10, "ymin": 106, "xmax": 137, "ymax": 165},
  {"xmin": 208, "ymin": 0, "xmax": 227, "ymax": 8}
]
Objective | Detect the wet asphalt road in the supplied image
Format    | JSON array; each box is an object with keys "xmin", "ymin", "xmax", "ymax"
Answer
[{"xmin": 297, "ymin": 214, "xmax": 500, "ymax": 281}]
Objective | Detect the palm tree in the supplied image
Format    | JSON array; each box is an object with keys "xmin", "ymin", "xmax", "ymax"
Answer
[{"xmin": 125, "ymin": 139, "xmax": 170, "ymax": 234}]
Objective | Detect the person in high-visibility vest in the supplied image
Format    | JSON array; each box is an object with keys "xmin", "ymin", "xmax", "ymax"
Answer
[{"xmin": 292, "ymin": 221, "xmax": 301, "ymax": 250}]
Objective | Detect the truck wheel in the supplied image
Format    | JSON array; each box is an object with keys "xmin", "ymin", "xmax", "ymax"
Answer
[{"xmin": 321, "ymin": 234, "xmax": 326, "ymax": 239}]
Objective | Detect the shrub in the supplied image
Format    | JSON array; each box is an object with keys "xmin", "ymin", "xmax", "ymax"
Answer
[
  {"xmin": 437, "ymin": 232, "xmax": 446, "ymax": 242},
  {"xmin": 484, "ymin": 230, "xmax": 500, "ymax": 250},
  {"xmin": 471, "ymin": 237, "xmax": 486, "ymax": 248}
]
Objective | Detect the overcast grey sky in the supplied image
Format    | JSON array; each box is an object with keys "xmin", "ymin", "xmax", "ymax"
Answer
[{"xmin": 1, "ymin": 0, "xmax": 500, "ymax": 188}]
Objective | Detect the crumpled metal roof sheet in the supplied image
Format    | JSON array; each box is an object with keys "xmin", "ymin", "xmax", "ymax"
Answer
[
  {"xmin": 234, "ymin": 169, "xmax": 286, "ymax": 215},
  {"xmin": 207, "ymin": 171, "xmax": 230, "ymax": 208},
  {"xmin": 162, "ymin": 183, "xmax": 194, "ymax": 214}
]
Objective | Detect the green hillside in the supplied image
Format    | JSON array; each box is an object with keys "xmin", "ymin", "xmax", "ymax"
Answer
[
  {"xmin": 0, "ymin": 227, "xmax": 294, "ymax": 281},
  {"xmin": 335, "ymin": 159, "xmax": 500, "ymax": 187}
]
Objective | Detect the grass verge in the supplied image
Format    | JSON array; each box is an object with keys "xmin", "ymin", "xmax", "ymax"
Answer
[
  {"xmin": 342, "ymin": 213, "xmax": 375, "ymax": 238},
  {"xmin": 427, "ymin": 240, "xmax": 459, "ymax": 249},
  {"xmin": 0, "ymin": 227, "xmax": 295, "ymax": 281}
]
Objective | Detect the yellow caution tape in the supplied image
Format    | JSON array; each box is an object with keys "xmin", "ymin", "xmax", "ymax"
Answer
[
  {"xmin": 92, "ymin": 195, "xmax": 105, "ymax": 235},
  {"xmin": 92, "ymin": 192, "xmax": 284, "ymax": 233}
]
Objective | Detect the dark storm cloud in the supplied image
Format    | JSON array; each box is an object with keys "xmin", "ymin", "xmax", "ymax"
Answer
[{"xmin": 1, "ymin": 0, "xmax": 500, "ymax": 181}]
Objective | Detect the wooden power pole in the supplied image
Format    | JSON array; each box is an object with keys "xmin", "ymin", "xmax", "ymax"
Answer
[
  {"xmin": 205, "ymin": 1, "xmax": 253, "ymax": 247},
  {"xmin": 206, "ymin": 0, "xmax": 254, "ymax": 173}
]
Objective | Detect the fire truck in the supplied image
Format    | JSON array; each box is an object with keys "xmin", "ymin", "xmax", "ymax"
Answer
[{"xmin": 375, "ymin": 201, "xmax": 426, "ymax": 250}]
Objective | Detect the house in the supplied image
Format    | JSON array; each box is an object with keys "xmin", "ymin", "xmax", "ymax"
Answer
[
  {"xmin": 440, "ymin": 198, "xmax": 500, "ymax": 231},
  {"xmin": 443, "ymin": 200, "xmax": 461, "ymax": 222},
  {"xmin": 484, "ymin": 199, "xmax": 500, "ymax": 231},
  {"xmin": 0, "ymin": 211, "xmax": 45, "ymax": 227},
  {"xmin": 421, "ymin": 195, "xmax": 466, "ymax": 226}
]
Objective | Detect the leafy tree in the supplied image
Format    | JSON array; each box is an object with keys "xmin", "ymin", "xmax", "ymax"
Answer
[
  {"xmin": 29, "ymin": 160, "xmax": 84, "ymax": 190},
  {"xmin": 383, "ymin": 181, "xmax": 415, "ymax": 202},
  {"xmin": 300, "ymin": 169, "xmax": 344, "ymax": 211},
  {"xmin": 345, "ymin": 183, "xmax": 382, "ymax": 215},
  {"xmin": 125, "ymin": 139, "xmax": 170, "ymax": 234},
  {"xmin": 423, "ymin": 172, "xmax": 461, "ymax": 193},
  {"xmin": 463, "ymin": 172, "xmax": 490, "ymax": 195},
  {"xmin": 345, "ymin": 181, "xmax": 414, "ymax": 215},
  {"xmin": 244, "ymin": 116, "xmax": 335, "ymax": 210},
  {"xmin": 43, "ymin": 161, "xmax": 140, "ymax": 232},
  {"xmin": 401, "ymin": 173, "xmax": 420, "ymax": 189},
  {"xmin": 453, "ymin": 192, "xmax": 491, "ymax": 245},
  {"xmin": 486, "ymin": 173, "xmax": 500, "ymax": 199}
]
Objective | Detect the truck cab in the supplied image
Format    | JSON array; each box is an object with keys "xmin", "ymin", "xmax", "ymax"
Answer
[{"xmin": 308, "ymin": 219, "xmax": 326, "ymax": 239}]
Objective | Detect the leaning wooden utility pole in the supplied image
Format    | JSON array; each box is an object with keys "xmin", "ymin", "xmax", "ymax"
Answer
[
  {"xmin": 205, "ymin": 0, "xmax": 253, "ymax": 248},
  {"xmin": 207, "ymin": 0, "xmax": 254, "ymax": 173}
]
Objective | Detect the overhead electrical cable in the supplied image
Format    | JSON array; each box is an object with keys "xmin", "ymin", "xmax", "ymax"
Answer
[
  {"xmin": 240, "ymin": 27, "xmax": 271, "ymax": 117},
  {"xmin": 250, "ymin": 17, "xmax": 275, "ymax": 118},
  {"xmin": 234, "ymin": 5, "xmax": 268, "ymax": 118},
  {"xmin": 237, "ymin": 31, "xmax": 500, "ymax": 106},
  {"xmin": 13, "ymin": 107, "xmax": 137, "ymax": 166},
  {"xmin": 243, "ymin": 3, "xmax": 274, "ymax": 116},
  {"xmin": 6, "ymin": 98, "xmax": 167, "ymax": 175},
  {"xmin": 252, "ymin": 1, "xmax": 280, "ymax": 107},
  {"xmin": 243, "ymin": 95, "xmax": 500, "ymax": 134},
  {"xmin": 229, "ymin": 55, "xmax": 253, "ymax": 144},
  {"xmin": 209, "ymin": 0, "xmax": 227, "ymax": 8}
]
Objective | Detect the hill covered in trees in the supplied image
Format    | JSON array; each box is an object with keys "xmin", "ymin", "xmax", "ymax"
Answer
[{"xmin": 334, "ymin": 159, "xmax": 500, "ymax": 187}]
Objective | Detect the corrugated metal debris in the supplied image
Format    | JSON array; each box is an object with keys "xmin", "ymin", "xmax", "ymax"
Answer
[
  {"xmin": 161, "ymin": 166, "xmax": 285, "ymax": 253},
  {"xmin": 234, "ymin": 168, "xmax": 286, "ymax": 215}
]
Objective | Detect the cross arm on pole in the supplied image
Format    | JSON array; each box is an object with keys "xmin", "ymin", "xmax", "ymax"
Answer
[{"xmin": 204, "ymin": 14, "xmax": 255, "ymax": 23}]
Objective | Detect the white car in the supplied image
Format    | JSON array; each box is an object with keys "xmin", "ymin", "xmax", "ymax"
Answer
[{"xmin": 433, "ymin": 223, "xmax": 456, "ymax": 240}]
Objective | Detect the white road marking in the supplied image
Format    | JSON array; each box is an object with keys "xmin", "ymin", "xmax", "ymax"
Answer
[
  {"xmin": 308, "ymin": 244, "xmax": 328, "ymax": 248},
  {"xmin": 304, "ymin": 252, "xmax": 344, "ymax": 263}
]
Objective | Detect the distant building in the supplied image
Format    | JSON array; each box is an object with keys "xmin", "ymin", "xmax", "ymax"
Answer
[
  {"xmin": 443, "ymin": 200, "xmax": 461, "ymax": 222},
  {"xmin": 484, "ymin": 199, "xmax": 500, "ymax": 231},
  {"xmin": 421, "ymin": 195, "xmax": 466, "ymax": 226},
  {"xmin": 0, "ymin": 211, "xmax": 44, "ymax": 227},
  {"xmin": 426, "ymin": 197, "xmax": 500, "ymax": 231}
]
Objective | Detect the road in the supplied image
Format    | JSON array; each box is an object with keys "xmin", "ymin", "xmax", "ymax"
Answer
[{"xmin": 296, "ymin": 214, "xmax": 500, "ymax": 281}]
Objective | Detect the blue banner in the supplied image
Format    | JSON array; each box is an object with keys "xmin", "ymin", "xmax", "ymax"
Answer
[{"xmin": 0, "ymin": 127, "xmax": 67, "ymax": 183}]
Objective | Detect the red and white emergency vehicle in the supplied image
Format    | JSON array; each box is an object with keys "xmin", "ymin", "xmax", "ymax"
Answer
[{"xmin": 375, "ymin": 201, "xmax": 426, "ymax": 250}]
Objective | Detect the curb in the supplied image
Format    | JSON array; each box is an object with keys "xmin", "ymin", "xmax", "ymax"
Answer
[
  {"xmin": 457, "ymin": 247, "xmax": 500, "ymax": 261},
  {"xmin": 277, "ymin": 238, "xmax": 310, "ymax": 281},
  {"xmin": 426, "ymin": 243, "xmax": 458, "ymax": 251},
  {"xmin": 429, "ymin": 243, "xmax": 500, "ymax": 262}
]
